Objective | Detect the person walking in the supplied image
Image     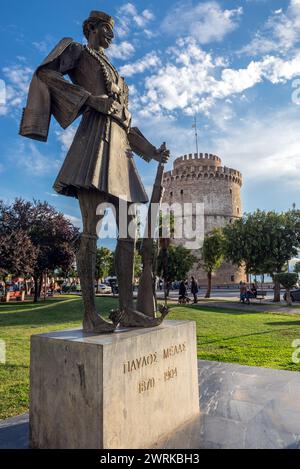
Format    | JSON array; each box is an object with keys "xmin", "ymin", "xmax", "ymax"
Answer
[
  {"xmin": 191, "ymin": 276, "xmax": 199, "ymax": 304},
  {"xmin": 178, "ymin": 280, "xmax": 187, "ymax": 304}
]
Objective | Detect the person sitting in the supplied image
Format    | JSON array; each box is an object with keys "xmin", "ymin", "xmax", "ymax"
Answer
[
  {"xmin": 250, "ymin": 283, "xmax": 257, "ymax": 298},
  {"xmin": 239, "ymin": 282, "xmax": 250, "ymax": 304}
]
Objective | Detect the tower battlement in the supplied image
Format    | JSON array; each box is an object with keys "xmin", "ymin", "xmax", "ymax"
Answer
[
  {"xmin": 173, "ymin": 153, "xmax": 222, "ymax": 168},
  {"xmin": 163, "ymin": 154, "xmax": 242, "ymax": 186}
]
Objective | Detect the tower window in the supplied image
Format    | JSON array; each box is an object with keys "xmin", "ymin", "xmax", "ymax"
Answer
[
  {"xmin": 180, "ymin": 190, "xmax": 184, "ymax": 195},
  {"xmin": 237, "ymin": 207, "xmax": 240, "ymax": 214},
  {"xmin": 230, "ymin": 189, "xmax": 232, "ymax": 194},
  {"xmin": 170, "ymin": 192, "xmax": 173, "ymax": 197}
]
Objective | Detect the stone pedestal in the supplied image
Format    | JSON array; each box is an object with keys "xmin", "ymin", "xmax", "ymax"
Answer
[{"xmin": 29, "ymin": 320, "xmax": 200, "ymax": 449}]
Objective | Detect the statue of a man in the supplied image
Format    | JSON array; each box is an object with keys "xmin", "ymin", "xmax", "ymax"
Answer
[{"xmin": 20, "ymin": 10, "xmax": 170, "ymax": 333}]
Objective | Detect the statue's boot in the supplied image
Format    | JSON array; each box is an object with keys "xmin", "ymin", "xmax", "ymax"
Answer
[
  {"xmin": 114, "ymin": 238, "xmax": 169, "ymax": 328},
  {"xmin": 77, "ymin": 234, "xmax": 115, "ymax": 334},
  {"xmin": 83, "ymin": 313, "xmax": 116, "ymax": 334},
  {"xmin": 109, "ymin": 305, "xmax": 169, "ymax": 329}
]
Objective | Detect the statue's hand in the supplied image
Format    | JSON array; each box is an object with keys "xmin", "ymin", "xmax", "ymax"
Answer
[
  {"xmin": 87, "ymin": 95, "xmax": 116, "ymax": 115},
  {"xmin": 153, "ymin": 143, "xmax": 170, "ymax": 164}
]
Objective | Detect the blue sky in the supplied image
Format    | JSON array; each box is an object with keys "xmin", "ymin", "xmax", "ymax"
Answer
[{"xmin": 1, "ymin": 0, "xmax": 300, "ymax": 240}]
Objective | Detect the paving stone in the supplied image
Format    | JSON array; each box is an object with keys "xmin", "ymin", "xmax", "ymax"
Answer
[{"xmin": 2, "ymin": 360, "xmax": 300, "ymax": 449}]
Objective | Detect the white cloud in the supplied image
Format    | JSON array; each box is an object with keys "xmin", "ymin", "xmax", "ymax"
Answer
[
  {"xmin": 0, "ymin": 79, "xmax": 5, "ymax": 105},
  {"xmin": 32, "ymin": 35, "xmax": 56, "ymax": 55},
  {"xmin": 241, "ymin": 0, "xmax": 300, "ymax": 55},
  {"xmin": 120, "ymin": 52, "xmax": 161, "ymax": 77},
  {"xmin": 55, "ymin": 125, "xmax": 78, "ymax": 152},
  {"xmin": 46, "ymin": 192, "xmax": 59, "ymax": 197},
  {"xmin": 161, "ymin": 1, "xmax": 243, "ymax": 44},
  {"xmin": 213, "ymin": 107, "xmax": 300, "ymax": 187},
  {"xmin": 32, "ymin": 41, "xmax": 49, "ymax": 54},
  {"xmin": 116, "ymin": 3, "xmax": 155, "ymax": 38},
  {"xmin": 107, "ymin": 41, "xmax": 135, "ymax": 60},
  {"xmin": 131, "ymin": 38, "xmax": 300, "ymax": 117},
  {"xmin": 1, "ymin": 63, "xmax": 33, "ymax": 115},
  {"xmin": 64, "ymin": 214, "xmax": 82, "ymax": 228},
  {"xmin": 13, "ymin": 141, "xmax": 61, "ymax": 176}
]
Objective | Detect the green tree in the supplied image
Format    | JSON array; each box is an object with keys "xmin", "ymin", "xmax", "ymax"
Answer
[
  {"xmin": 134, "ymin": 250, "xmax": 142, "ymax": 279},
  {"xmin": 275, "ymin": 273, "xmax": 298, "ymax": 306},
  {"xmin": 223, "ymin": 211, "xmax": 268, "ymax": 278},
  {"xmin": 224, "ymin": 210, "xmax": 300, "ymax": 302},
  {"xmin": 95, "ymin": 247, "xmax": 114, "ymax": 290},
  {"xmin": 202, "ymin": 229, "xmax": 225, "ymax": 299},
  {"xmin": 157, "ymin": 244, "xmax": 196, "ymax": 283},
  {"xmin": 260, "ymin": 211, "xmax": 300, "ymax": 302},
  {"xmin": 294, "ymin": 261, "xmax": 300, "ymax": 276}
]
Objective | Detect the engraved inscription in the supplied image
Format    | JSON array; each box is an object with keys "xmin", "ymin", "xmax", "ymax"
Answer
[
  {"xmin": 123, "ymin": 342, "xmax": 187, "ymax": 394},
  {"xmin": 163, "ymin": 343, "xmax": 186, "ymax": 359},
  {"xmin": 139, "ymin": 377, "xmax": 155, "ymax": 394},
  {"xmin": 123, "ymin": 353, "xmax": 157, "ymax": 374},
  {"xmin": 164, "ymin": 367, "xmax": 178, "ymax": 382}
]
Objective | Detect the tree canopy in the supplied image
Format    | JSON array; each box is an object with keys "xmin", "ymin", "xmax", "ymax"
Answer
[
  {"xmin": 224, "ymin": 210, "xmax": 300, "ymax": 275},
  {"xmin": 157, "ymin": 244, "xmax": 196, "ymax": 282},
  {"xmin": 202, "ymin": 228, "xmax": 225, "ymax": 275},
  {"xmin": 0, "ymin": 199, "xmax": 79, "ymax": 301},
  {"xmin": 95, "ymin": 247, "xmax": 114, "ymax": 282},
  {"xmin": 202, "ymin": 228, "xmax": 225, "ymax": 298},
  {"xmin": 275, "ymin": 272, "xmax": 298, "ymax": 306},
  {"xmin": 223, "ymin": 210, "xmax": 300, "ymax": 301}
]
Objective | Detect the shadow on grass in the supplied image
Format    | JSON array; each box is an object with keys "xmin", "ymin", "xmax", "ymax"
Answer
[
  {"xmin": 0, "ymin": 297, "xmax": 77, "ymax": 313},
  {"xmin": 170, "ymin": 304, "xmax": 264, "ymax": 316},
  {"xmin": 0, "ymin": 297, "xmax": 116, "ymax": 327},
  {"xmin": 266, "ymin": 321, "xmax": 300, "ymax": 326},
  {"xmin": 201, "ymin": 329, "xmax": 276, "ymax": 345}
]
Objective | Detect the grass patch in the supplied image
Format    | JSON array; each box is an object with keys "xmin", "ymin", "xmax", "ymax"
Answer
[
  {"xmin": 1, "ymin": 296, "xmax": 300, "ymax": 419},
  {"xmin": 168, "ymin": 304, "xmax": 300, "ymax": 372}
]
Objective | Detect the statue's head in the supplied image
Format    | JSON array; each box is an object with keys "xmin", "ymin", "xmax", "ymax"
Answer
[{"xmin": 83, "ymin": 11, "xmax": 114, "ymax": 49}]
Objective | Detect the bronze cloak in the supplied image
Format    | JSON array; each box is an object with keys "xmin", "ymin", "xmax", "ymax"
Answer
[{"xmin": 20, "ymin": 39, "xmax": 156, "ymax": 203}]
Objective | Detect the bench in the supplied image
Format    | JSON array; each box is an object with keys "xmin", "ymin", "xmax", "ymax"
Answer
[
  {"xmin": 1, "ymin": 291, "xmax": 25, "ymax": 302},
  {"xmin": 255, "ymin": 290, "xmax": 267, "ymax": 303}
]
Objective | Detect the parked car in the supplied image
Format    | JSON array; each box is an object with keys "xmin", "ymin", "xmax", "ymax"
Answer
[
  {"xmin": 283, "ymin": 289, "xmax": 300, "ymax": 302},
  {"xmin": 96, "ymin": 284, "xmax": 112, "ymax": 294},
  {"xmin": 62, "ymin": 283, "xmax": 81, "ymax": 293}
]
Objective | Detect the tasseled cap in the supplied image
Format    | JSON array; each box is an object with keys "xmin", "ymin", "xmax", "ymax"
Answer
[{"xmin": 88, "ymin": 11, "xmax": 115, "ymax": 28}]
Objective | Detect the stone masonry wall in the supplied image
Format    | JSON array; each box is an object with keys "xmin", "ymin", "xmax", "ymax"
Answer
[{"xmin": 162, "ymin": 153, "xmax": 246, "ymax": 286}]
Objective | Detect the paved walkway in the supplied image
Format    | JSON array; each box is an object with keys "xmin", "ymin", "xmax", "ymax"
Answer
[
  {"xmin": 158, "ymin": 361, "xmax": 300, "ymax": 449},
  {"xmin": 186, "ymin": 299, "xmax": 300, "ymax": 315},
  {"xmin": 2, "ymin": 360, "xmax": 300, "ymax": 449}
]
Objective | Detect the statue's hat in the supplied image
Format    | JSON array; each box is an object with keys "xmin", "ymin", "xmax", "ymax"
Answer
[{"xmin": 88, "ymin": 11, "xmax": 115, "ymax": 28}]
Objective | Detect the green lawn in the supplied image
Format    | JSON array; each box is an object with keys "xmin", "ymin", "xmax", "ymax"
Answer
[{"xmin": 1, "ymin": 295, "xmax": 300, "ymax": 419}]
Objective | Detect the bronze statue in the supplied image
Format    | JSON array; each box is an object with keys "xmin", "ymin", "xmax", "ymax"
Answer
[{"xmin": 20, "ymin": 10, "xmax": 170, "ymax": 333}]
